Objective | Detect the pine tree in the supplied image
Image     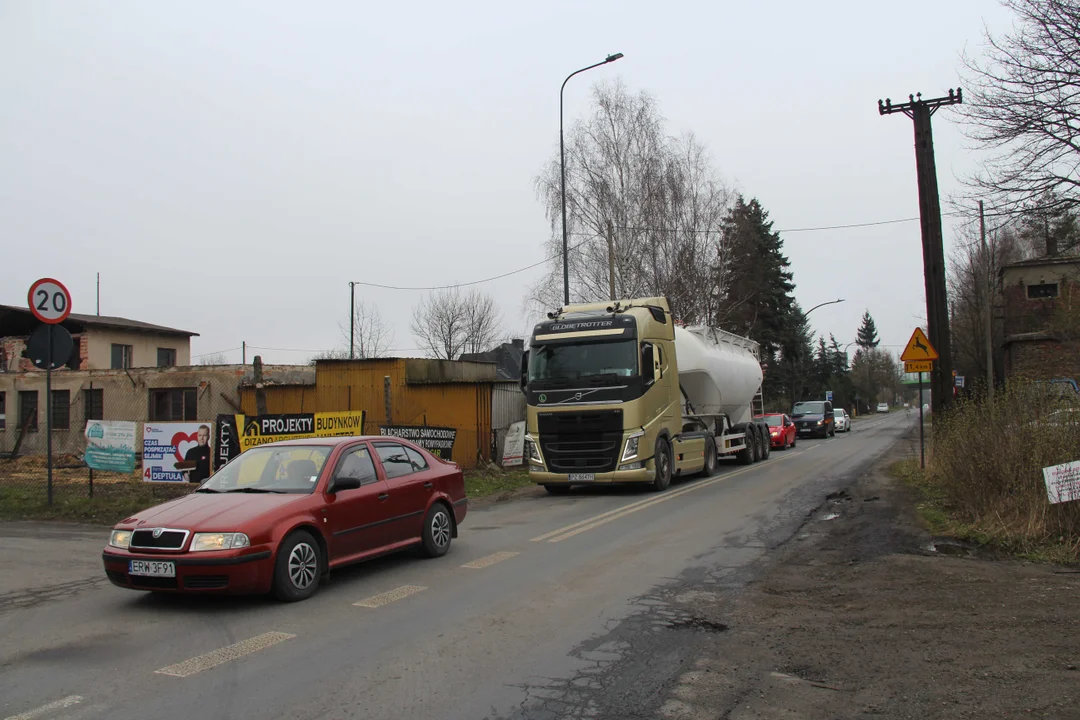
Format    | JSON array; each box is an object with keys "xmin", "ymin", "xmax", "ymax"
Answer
[
  {"xmin": 717, "ymin": 196, "xmax": 797, "ymax": 358},
  {"xmin": 856, "ymin": 311, "xmax": 880, "ymax": 350}
]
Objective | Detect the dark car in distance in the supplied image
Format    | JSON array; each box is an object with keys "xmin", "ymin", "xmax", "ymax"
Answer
[
  {"xmin": 102, "ymin": 436, "xmax": 467, "ymax": 602},
  {"xmin": 791, "ymin": 400, "xmax": 835, "ymax": 438}
]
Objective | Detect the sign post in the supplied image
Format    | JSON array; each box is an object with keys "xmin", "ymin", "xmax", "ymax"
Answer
[
  {"xmin": 27, "ymin": 278, "xmax": 73, "ymax": 505},
  {"xmin": 901, "ymin": 328, "xmax": 939, "ymax": 471}
]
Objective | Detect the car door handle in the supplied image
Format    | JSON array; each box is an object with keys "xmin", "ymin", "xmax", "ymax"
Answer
[
  {"xmin": 423, "ymin": 482, "xmax": 433, "ymax": 489},
  {"xmin": 378, "ymin": 493, "xmax": 389, "ymax": 501}
]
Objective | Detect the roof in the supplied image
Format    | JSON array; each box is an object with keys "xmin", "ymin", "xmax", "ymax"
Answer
[
  {"xmin": 0, "ymin": 304, "xmax": 198, "ymax": 338},
  {"xmin": 1000, "ymin": 255, "xmax": 1080, "ymax": 273},
  {"xmin": 459, "ymin": 340, "xmax": 524, "ymax": 381}
]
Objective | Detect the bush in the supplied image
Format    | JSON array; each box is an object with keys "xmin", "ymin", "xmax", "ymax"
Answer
[{"xmin": 927, "ymin": 380, "xmax": 1080, "ymax": 556}]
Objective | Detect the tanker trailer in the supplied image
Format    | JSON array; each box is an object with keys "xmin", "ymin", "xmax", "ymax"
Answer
[{"xmin": 520, "ymin": 296, "xmax": 771, "ymax": 494}]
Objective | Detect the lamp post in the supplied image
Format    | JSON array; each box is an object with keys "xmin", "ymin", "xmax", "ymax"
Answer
[
  {"xmin": 560, "ymin": 53, "xmax": 624, "ymax": 306},
  {"xmin": 789, "ymin": 299, "xmax": 846, "ymax": 404}
]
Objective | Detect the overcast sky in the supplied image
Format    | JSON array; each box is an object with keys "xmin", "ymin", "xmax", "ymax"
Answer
[{"xmin": 1, "ymin": 1, "xmax": 1016, "ymax": 364}]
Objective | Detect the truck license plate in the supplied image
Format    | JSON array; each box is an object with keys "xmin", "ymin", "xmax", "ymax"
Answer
[
  {"xmin": 129, "ymin": 560, "xmax": 175, "ymax": 577},
  {"xmin": 569, "ymin": 473, "xmax": 595, "ymax": 483}
]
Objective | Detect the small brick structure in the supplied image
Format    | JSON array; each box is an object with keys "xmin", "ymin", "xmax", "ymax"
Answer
[{"xmin": 1000, "ymin": 255, "xmax": 1080, "ymax": 382}]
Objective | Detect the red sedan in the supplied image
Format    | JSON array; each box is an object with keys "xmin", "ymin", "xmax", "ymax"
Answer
[
  {"xmin": 761, "ymin": 413, "xmax": 796, "ymax": 450},
  {"xmin": 102, "ymin": 436, "xmax": 467, "ymax": 602}
]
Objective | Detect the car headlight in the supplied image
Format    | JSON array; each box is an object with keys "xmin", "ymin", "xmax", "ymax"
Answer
[
  {"xmin": 190, "ymin": 533, "xmax": 250, "ymax": 552},
  {"xmin": 621, "ymin": 431, "xmax": 644, "ymax": 462},
  {"xmin": 109, "ymin": 529, "xmax": 132, "ymax": 549},
  {"xmin": 816, "ymin": 419, "xmax": 824, "ymax": 425},
  {"xmin": 525, "ymin": 436, "xmax": 544, "ymax": 467}
]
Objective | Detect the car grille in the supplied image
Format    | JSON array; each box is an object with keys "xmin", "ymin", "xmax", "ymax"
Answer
[
  {"xmin": 130, "ymin": 529, "xmax": 188, "ymax": 550},
  {"xmin": 538, "ymin": 409, "xmax": 623, "ymax": 473},
  {"xmin": 184, "ymin": 575, "xmax": 229, "ymax": 590},
  {"xmin": 129, "ymin": 575, "xmax": 178, "ymax": 590}
]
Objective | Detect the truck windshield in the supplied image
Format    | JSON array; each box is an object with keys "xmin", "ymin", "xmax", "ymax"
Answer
[
  {"xmin": 529, "ymin": 340, "xmax": 638, "ymax": 383},
  {"xmin": 793, "ymin": 402, "xmax": 825, "ymax": 415}
]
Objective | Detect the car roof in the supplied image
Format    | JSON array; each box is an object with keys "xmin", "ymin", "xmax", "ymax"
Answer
[{"xmin": 261, "ymin": 435, "xmax": 416, "ymax": 448}]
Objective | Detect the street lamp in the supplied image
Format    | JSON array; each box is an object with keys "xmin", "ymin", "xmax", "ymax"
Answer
[
  {"xmin": 560, "ymin": 53, "xmax": 624, "ymax": 306},
  {"xmin": 788, "ymin": 298, "xmax": 845, "ymax": 405},
  {"xmin": 804, "ymin": 298, "xmax": 845, "ymax": 316}
]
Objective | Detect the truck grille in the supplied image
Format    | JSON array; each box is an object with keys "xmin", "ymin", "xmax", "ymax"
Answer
[
  {"xmin": 538, "ymin": 410, "xmax": 623, "ymax": 473},
  {"xmin": 130, "ymin": 529, "xmax": 189, "ymax": 550}
]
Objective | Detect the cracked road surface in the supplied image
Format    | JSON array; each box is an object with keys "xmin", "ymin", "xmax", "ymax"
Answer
[{"xmin": 0, "ymin": 414, "xmax": 909, "ymax": 720}]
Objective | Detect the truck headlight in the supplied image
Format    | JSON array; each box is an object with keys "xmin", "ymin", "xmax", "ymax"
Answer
[
  {"xmin": 190, "ymin": 533, "xmax": 250, "ymax": 552},
  {"xmin": 525, "ymin": 436, "xmax": 544, "ymax": 467},
  {"xmin": 109, "ymin": 529, "xmax": 132, "ymax": 549},
  {"xmin": 621, "ymin": 431, "xmax": 644, "ymax": 462}
]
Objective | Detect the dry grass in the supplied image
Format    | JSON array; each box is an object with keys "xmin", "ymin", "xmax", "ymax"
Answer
[{"xmin": 903, "ymin": 381, "xmax": 1080, "ymax": 563}]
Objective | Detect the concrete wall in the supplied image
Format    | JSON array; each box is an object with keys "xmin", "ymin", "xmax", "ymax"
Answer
[
  {"xmin": 0, "ymin": 364, "xmax": 313, "ymax": 456},
  {"xmin": 85, "ymin": 328, "xmax": 191, "ymax": 369}
]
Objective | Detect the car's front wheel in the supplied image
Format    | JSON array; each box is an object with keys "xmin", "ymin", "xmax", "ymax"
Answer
[
  {"xmin": 273, "ymin": 530, "xmax": 321, "ymax": 602},
  {"xmin": 420, "ymin": 503, "xmax": 453, "ymax": 558}
]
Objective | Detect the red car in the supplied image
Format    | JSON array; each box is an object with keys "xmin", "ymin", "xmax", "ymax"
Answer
[
  {"xmin": 761, "ymin": 413, "xmax": 796, "ymax": 450},
  {"xmin": 102, "ymin": 436, "xmax": 467, "ymax": 602}
]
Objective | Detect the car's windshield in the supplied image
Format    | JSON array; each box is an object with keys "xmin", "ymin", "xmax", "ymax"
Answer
[
  {"xmin": 199, "ymin": 445, "xmax": 332, "ymax": 494},
  {"xmin": 793, "ymin": 402, "xmax": 825, "ymax": 415},
  {"xmin": 834, "ymin": 409, "xmax": 844, "ymax": 418},
  {"xmin": 764, "ymin": 415, "xmax": 783, "ymax": 427},
  {"xmin": 528, "ymin": 340, "xmax": 638, "ymax": 382}
]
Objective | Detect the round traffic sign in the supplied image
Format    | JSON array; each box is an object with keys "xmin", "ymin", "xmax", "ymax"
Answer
[{"xmin": 27, "ymin": 278, "xmax": 72, "ymax": 324}]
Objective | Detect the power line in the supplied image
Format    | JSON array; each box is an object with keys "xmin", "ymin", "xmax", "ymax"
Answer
[{"xmin": 190, "ymin": 347, "xmax": 241, "ymax": 359}]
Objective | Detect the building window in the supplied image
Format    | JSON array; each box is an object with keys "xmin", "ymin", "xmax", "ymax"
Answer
[
  {"xmin": 84, "ymin": 388, "xmax": 104, "ymax": 422},
  {"xmin": 149, "ymin": 388, "xmax": 197, "ymax": 422},
  {"xmin": 0, "ymin": 391, "xmax": 5, "ymax": 430},
  {"xmin": 51, "ymin": 390, "xmax": 70, "ymax": 430},
  {"xmin": 19, "ymin": 391, "xmax": 38, "ymax": 432},
  {"xmin": 111, "ymin": 344, "xmax": 133, "ymax": 369},
  {"xmin": 1027, "ymin": 282, "xmax": 1059, "ymax": 299},
  {"xmin": 157, "ymin": 348, "xmax": 177, "ymax": 367}
]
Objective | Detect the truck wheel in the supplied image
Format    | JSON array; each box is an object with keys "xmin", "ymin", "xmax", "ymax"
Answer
[
  {"xmin": 737, "ymin": 428, "xmax": 754, "ymax": 465},
  {"xmin": 700, "ymin": 437, "xmax": 717, "ymax": 477},
  {"xmin": 760, "ymin": 428, "xmax": 770, "ymax": 460},
  {"xmin": 651, "ymin": 437, "xmax": 672, "ymax": 491}
]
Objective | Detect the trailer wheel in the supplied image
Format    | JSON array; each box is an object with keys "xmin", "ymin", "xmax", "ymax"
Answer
[
  {"xmin": 760, "ymin": 426, "xmax": 770, "ymax": 460},
  {"xmin": 737, "ymin": 427, "xmax": 755, "ymax": 465},
  {"xmin": 700, "ymin": 436, "xmax": 717, "ymax": 477},
  {"xmin": 651, "ymin": 437, "xmax": 672, "ymax": 492}
]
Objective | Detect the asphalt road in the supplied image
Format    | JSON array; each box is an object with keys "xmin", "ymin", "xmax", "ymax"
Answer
[{"xmin": 0, "ymin": 412, "xmax": 913, "ymax": 720}]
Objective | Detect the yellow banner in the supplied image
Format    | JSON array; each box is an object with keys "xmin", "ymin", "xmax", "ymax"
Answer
[{"xmin": 236, "ymin": 410, "xmax": 366, "ymax": 453}]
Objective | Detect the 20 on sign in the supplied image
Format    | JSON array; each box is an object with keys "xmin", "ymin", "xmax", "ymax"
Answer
[{"xmin": 27, "ymin": 278, "xmax": 72, "ymax": 324}]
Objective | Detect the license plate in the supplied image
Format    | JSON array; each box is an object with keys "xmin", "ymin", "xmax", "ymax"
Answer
[
  {"xmin": 569, "ymin": 473, "xmax": 595, "ymax": 482},
  {"xmin": 129, "ymin": 560, "xmax": 175, "ymax": 577}
]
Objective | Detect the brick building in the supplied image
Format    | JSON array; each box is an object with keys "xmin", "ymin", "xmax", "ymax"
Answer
[{"xmin": 999, "ymin": 255, "xmax": 1080, "ymax": 382}]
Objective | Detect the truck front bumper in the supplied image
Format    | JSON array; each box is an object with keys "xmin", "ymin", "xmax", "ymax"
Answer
[{"xmin": 529, "ymin": 461, "xmax": 654, "ymax": 486}]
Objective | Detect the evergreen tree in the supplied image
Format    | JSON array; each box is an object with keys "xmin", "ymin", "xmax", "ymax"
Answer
[
  {"xmin": 717, "ymin": 196, "xmax": 797, "ymax": 358},
  {"xmin": 856, "ymin": 311, "xmax": 880, "ymax": 349}
]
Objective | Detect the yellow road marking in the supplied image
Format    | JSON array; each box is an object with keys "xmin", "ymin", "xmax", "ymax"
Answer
[
  {"xmin": 536, "ymin": 452, "xmax": 803, "ymax": 544},
  {"xmin": 353, "ymin": 584, "xmax": 427, "ymax": 608},
  {"xmin": 154, "ymin": 632, "xmax": 295, "ymax": 678},
  {"xmin": 461, "ymin": 551, "xmax": 519, "ymax": 569}
]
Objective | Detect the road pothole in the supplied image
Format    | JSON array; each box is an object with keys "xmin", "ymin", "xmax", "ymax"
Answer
[{"xmin": 666, "ymin": 616, "xmax": 729, "ymax": 633}]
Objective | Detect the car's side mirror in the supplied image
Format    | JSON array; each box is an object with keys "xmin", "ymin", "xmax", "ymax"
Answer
[
  {"xmin": 330, "ymin": 476, "xmax": 362, "ymax": 493},
  {"xmin": 519, "ymin": 350, "xmax": 529, "ymax": 393}
]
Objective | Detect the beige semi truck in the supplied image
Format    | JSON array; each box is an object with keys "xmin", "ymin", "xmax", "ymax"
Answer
[{"xmin": 519, "ymin": 296, "xmax": 772, "ymax": 493}]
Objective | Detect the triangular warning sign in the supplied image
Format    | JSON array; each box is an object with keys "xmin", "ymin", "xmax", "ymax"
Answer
[{"xmin": 900, "ymin": 327, "xmax": 939, "ymax": 362}]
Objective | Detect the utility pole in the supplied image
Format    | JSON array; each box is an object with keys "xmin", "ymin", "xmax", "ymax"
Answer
[
  {"xmin": 606, "ymin": 218, "xmax": 617, "ymax": 301},
  {"xmin": 96, "ymin": 273, "xmax": 100, "ymax": 316},
  {"xmin": 979, "ymin": 201, "xmax": 993, "ymax": 400},
  {"xmin": 242, "ymin": 341, "xmax": 246, "ymax": 366},
  {"xmin": 879, "ymin": 88, "xmax": 962, "ymax": 415},
  {"xmin": 348, "ymin": 281, "xmax": 356, "ymax": 359}
]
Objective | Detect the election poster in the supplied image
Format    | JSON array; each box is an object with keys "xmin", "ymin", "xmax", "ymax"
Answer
[
  {"xmin": 215, "ymin": 411, "xmax": 367, "ymax": 467},
  {"xmin": 379, "ymin": 425, "xmax": 457, "ymax": 461},
  {"xmin": 84, "ymin": 420, "xmax": 136, "ymax": 473},
  {"xmin": 143, "ymin": 422, "xmax": 215, "ymax": 483}
]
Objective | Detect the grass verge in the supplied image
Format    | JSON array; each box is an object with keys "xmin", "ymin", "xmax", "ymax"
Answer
[
  {"xmin": 1, "ymin": 466, "xmax": 535, "ymax": 525},
  {"xmin": 891, "ymin": 458, "xmax": 1080, "ymax": 564}
]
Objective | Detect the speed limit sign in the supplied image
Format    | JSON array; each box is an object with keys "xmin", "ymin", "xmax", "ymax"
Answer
[{"xmin": 27, "ymin": 278, "xmax": 72, "ymax": 324}]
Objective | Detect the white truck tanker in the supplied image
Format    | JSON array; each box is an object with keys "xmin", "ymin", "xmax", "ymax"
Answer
[{"xmin": 520, "ymin": 296, "xmax": 772, "ymax": 493}]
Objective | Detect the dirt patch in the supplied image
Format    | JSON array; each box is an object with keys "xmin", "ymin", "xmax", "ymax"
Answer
[{"xmin": 664, "ymin": 436, "xmax": 1080, "ymax": 719}]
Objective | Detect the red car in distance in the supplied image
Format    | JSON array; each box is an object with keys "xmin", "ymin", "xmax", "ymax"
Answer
[
  {"xmin": 761, "ymin": 413, "xmax": 796, "ymax": 450},
  {"xmin": 102, "ymin": 436, "xmax": 467, "ymax": 602}
]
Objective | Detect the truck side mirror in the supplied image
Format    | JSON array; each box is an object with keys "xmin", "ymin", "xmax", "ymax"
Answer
[
  {"xmin": 519, "ymin": 350, "xmax": 529, "ymax": 393},
  {"xmin": 641, "ymin": 344, "xmax": 655, "ymax": 384}
]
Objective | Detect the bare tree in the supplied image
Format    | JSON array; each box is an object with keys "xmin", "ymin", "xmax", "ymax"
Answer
[
  {"xmin": 959, "ymin": 0, "xmax": 1080, "ymax": 217},
  {"xmin": 412, "ymin": 287, "xmax": 502, "ymax": 360},
  {"xmin": 340, "ymin": 298, "xmax": 393, "ymax": 359},
  {"xmin": 530, "ymin": 80, "xmax": 732, "ymax": 319},
  {"xmin": 198, "ymin": 352, "xmax": 230, "ymax": 365}
]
